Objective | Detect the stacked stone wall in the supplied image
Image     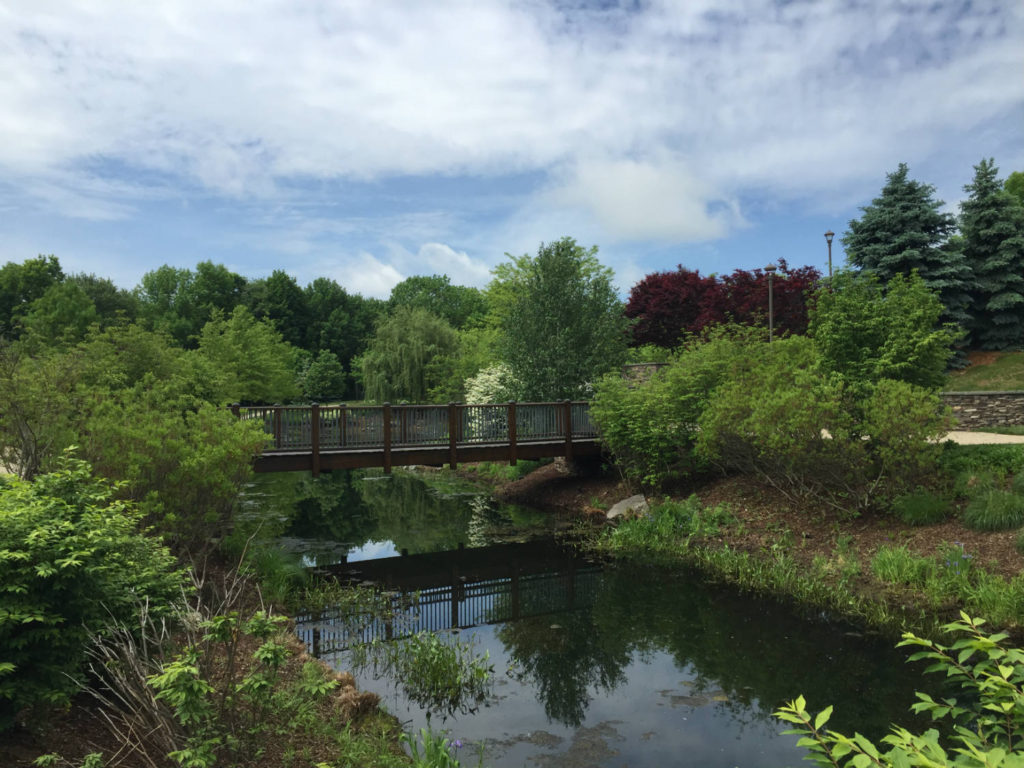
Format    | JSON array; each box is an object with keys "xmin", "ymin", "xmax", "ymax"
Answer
[{"xmin": 940, "ymin": 391, "xmax": 1024, "ymax": 429}]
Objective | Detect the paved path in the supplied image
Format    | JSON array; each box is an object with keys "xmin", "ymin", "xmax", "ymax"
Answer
[{"xmin": 945, "ymin": 431, "xmax": 1024, "ymax": 445}]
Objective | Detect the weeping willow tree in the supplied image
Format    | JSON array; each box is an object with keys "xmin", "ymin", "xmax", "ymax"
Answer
[{"xmin": 359, "ymin": 306, "xmax": 459, "ymax": 402}]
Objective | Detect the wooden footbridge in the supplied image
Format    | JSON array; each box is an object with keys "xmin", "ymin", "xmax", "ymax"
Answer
[{"xmin": 234, "ymin": 401, "xmax": 600, "ymax": 475}]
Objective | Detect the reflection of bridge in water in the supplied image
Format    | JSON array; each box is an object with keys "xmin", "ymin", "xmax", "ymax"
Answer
[
  {"xmin": 235, "ymin": 401, "xmax": 600, "ymax": 476},
  {"xmin": 294, "ymin": 539, "xmax": 604, "ymax": 656}
]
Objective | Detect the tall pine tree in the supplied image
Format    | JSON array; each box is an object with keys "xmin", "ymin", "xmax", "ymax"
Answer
[
  {"xmin": 843, "ymin": 163, "xmax": 972, "ymax": 332},
  {"xmin": 960, "ymin": 158, "xmax": 1024, "ymax": 350}
]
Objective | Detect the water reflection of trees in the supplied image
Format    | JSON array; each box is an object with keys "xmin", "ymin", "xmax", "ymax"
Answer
[
  {"xmin": 357, "ymin": 474, "xmax": 473, "ymax": 554},
  {"xmin": 495, "ymin": 563, "xmax": 938, "ymax": 739}
]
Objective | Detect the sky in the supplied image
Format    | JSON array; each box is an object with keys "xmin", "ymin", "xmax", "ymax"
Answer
[{"xmin": 2, "ymin": 0, "xmax": 1022, "ymax": 299}]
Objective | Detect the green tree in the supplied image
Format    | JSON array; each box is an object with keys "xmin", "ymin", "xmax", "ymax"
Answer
[
  {"xmin": 196, "ymin": 305, "xmax": 299, "ymax": 404},
  {"xmin": 135, "ymin": 264, "xmax": 198, "ymax": 346},
  {"xmin": 808, "ymin": 271, "xmax": 959, "ymax": 392},
  {"xmin": 300, "ymin": 350, "xmax": 347, "ymax": 401},
  {"xmin": 1005, "ymin": 170, "xmax": 1024, "ymax": 207},
  {"xmin": 243, "ymin": 269, "xmax": 309, "ymax": 348},
  {"xmin": 0, "ymin": 456, "xmax": 185, "ymax": 729},
  {"xmin": 360, "ymin": 307, "xmax": 459, "ymax": 403},
  {"xmin": 303, "ymin": 278, "xmax": 384, "ymax": 395},
  {"xmin": 960, "ymin": 158, "xmax": 1024, "ymax": 350},
  {"xmin": 495, "ymin": 238, "xmax": 628, "ymax": 401},
  {"xmin": 0, "ymin": 255, "xmax": 63, "ymax": 338},
  {"xmin": 68, "ymin": 272, "xmax": 139, "ymax": 323},
  {"xmin": 388, "ymin": 274, "xmax": 487, "ymax": 330},
  {"xmin": 18, "ymin": 280, "xmax": 98, "ymax": 347},
  {"xmin": 843, "ymin": 163, "xmax": 972, "ymax": 331}
]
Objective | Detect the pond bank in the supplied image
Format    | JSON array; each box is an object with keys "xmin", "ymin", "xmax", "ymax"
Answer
[{"xmin": 488, "ymin": 459, "xmax": 1024, "ymax": 640}]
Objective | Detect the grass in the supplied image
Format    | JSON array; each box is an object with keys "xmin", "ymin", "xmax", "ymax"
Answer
[
  {"xmin": 946, "ymin": 350, "xmax": 1024, "ymax": 391},
  {"xmin": 975, "ymin": 425, "xmax": 1024, "ymax": 436},
  {"xmin": 595, "ymin": 493, "xmax": 1024, "ymax": 638}
]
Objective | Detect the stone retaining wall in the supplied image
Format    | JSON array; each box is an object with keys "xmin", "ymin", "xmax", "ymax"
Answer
[{"xmin": 940, "ymin": 391, "xmax": 1024, "ymax": 429}]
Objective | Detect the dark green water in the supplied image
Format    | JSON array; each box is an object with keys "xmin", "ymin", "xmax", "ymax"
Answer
[{"xmin": 248, "ymin": 470, "xmax": 944, "ymax": 768}]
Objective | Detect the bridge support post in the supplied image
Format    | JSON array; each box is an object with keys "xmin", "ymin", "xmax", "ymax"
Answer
[
  {"xmin": 382, "ymin": 403, "xmax": 392, "ymax": 474},
  {"xmin": 507, "ymin": 400, "xmax": 517, "ymax": 466},
  {"xmin": 447, "ymin": 402, "xmax": 458, "ymax": 470},
  {"xmin": 230, "ymin": 402, "xmax": 241, "ymax": 418},
  {"xmin": 273, "ymin": 404, "xmax": 282, "ymax": 450},
  {"xmin": 563, "ymin": 400, "xmax": 574, "ymax": 463},
  {"xmin": 310, "ymin": 402, "xmax": 320, "ymax": 478}
]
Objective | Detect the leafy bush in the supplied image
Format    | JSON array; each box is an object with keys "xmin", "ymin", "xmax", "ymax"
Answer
[
  {"xmin": 591, "ymin": 328, "xmax": 758, "ymax": 489},
  {"xmin": 777, "ymin": 614, "xmax": 1024, "ymax": 768},
  {"xmin": 807, "ymin": 270, "xmax": 959, "ymax": 393},
  {"xmin": 891, "ymin": 489, "xmax": 952, "ymax": 525},
  {"xmin": 0, "ymin": 457, "xmax": 185, "ymax": 730},
  {"xmin": 697, "ymin": 336, "xmax": 949, "ymax": 513},
  {"xmin": 962, "ymin": 488, "xmax": 1024, "ymax": 531},
  {"xmin": 940, "ymin": 443, "xmax": 1024, "ymax": 486}
]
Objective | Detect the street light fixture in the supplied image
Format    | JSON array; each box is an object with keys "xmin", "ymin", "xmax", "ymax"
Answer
[
  {"xmin": 765, "ymin": 264, "xmax": 777, "ymax": 344},
  {"xmin": 824, "ymin": 230, "xmax": 835, "ymax": 279}
]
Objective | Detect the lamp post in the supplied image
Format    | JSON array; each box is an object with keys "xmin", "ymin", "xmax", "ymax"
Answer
[
  {"xmin": 824, "ymin": 230, "xmax": 834, "ymax": 279},
  {"xmin": 765, "ymin": 264, "xmax": 777, "ymax": 344}
]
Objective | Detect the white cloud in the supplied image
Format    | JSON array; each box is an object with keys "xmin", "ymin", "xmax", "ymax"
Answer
[
  {"xmin": 1, "ymin": 0, "xmax": 1021, "ymax": 255},
  {"xmin": 320, "ymin": 251, "xmax": 403, "ymax": 299},
  {"xmin": 547, "ymin": 156, "xmax": 745, "ymax": 242}
]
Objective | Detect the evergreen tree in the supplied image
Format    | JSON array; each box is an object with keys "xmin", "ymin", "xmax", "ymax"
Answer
[
  {"xmin": 842, "ymin": 163, "xmax": 971, "ymax": 332},
  {"xmin": 960, "ymin": 158, "xmax": 1024, "ymax": 350}
]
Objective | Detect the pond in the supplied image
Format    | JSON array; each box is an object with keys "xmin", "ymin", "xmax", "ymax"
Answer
[{"xmin": 248, "ymin": 469, "xmax": 943, "ymax": 768}]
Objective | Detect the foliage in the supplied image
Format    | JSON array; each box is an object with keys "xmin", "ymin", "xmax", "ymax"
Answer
[
  {"xmin": 0, "ymin": 341, "xmax": 83, "ymax": 479},
  {"xmin": 776, "ymin": 614, "xmax": 1024, "ymax": 768},
  {"xmin": 0, "ymin": 255, "xmax": 64, "ymax": 338},
  {"xmin": 808, "ymin": 270, "xmax": 959, "ymax": 393},
  {"xmin": 1006, "ymin": 171, "xmax": 1024, "ymax": 207},
  {"xmin": 960, "ymin": 158, "xmax": 1024, "ymax": 350},
  {"xmin": 147, "ymin": 608, "xmax": 408, "ymax": 768},
  {"xmin": 360, "ymin": 307, "xmax": 459, "ymax": 403},
  {"xmin": 388, "ymin": 274, "xmax": 487, "ymax": 330},
  {"xmin": 196, "ymin": 305, "xmax": 299, "ymax": 404},
  {"xmin": 463, "ymin": 363, "xmax": 521, "ymax": 404},
  {"xmin": 607, "ymin": 495, "xmax": 735, "ymax": 552},
  {"xmin": 402, "ymin": 727, "xmax": 474, "ymax": 768},
  {"xmin": 842, "ymin": 162, "xmax": 971, "ymax": 330},
  {"xmin": 590, "ymin": 328, "xmax": 756, "ymax": 488},
  {"xmin": 870, "ymin": 545, "xmax": 934, "ymax": 587},
  {"xmin": 697, "ymin": 336, "xmax": 950, "ymax": 512},
  {"xmin": 624, "ymin": 259, "xmax": 820, "ymax": 348},
  {"xmin": 243, "ymin": 269, "xmax": 309, "ymax": 349},
  {"xmin": 495, "ymin": 237, "xmax": 628, "ymax": 400},
  {"xmin": 300, "ymin": 350, "xmax": 347, "ymax": 402},
  {"xmin": 18, "ymin": 281, "xmax": 98, "ymax": 348},
  {"xmin": 891, "ymin": 489, "xmax": 952, "ymax": 526},
  {"xmin": 962, "ymin": 488, "xmax": 1024, "ymax": 531},
  {"xmin": 351, "ymin": 630, "xmax": 493, "ymax": 716},
  {"xmin": 0, "ymin": 457, "xmax": 185, "ymax": 730}
]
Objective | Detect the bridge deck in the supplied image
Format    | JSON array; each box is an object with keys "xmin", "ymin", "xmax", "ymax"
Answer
[{"xmin": 237, "ymin": 400, "xmax": 600, "ymax": 474}]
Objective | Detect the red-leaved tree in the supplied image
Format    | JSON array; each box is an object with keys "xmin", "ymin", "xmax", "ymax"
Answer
[{"xmin": 625, "ymin": 259, "xmax": 821, "ymax": 348}]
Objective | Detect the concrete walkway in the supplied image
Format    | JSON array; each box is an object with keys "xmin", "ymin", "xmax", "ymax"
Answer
[{"xmin": 945, "ymin": 430, "xmax": 1024, "ymax": 445}]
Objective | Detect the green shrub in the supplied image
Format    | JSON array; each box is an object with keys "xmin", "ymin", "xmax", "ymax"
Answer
[
  {"xmin": 1017, "ymin": 530, "xmax": 1024, "ymax": 557},
  {"xmin": 591, "ymin": 327, "xmax": 762, "ymax": 489},
  {"xmin": 940, "ymin": 443, "xmax": 1024, "ymax": 485},
  {"xmin": 891, "ymin": 490, "xmax": 952, "ymax": 526},
  {"xmin": 962, "ymin": 488, "xmax": 1024, "ymax": 531},
  {"xmin": 0, "ymin": 457, "xmax": 185, "ymax": 730},
  {"xmin": 697, "ymin": 336, "xmax": 948, "ymax": 513},
  {"xmin": 1013, "ymin": 472, "xmax": 1024, "ymax": 495}
]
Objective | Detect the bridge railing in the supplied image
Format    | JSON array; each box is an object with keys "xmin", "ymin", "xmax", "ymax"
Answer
[{"xmin": 232, "ymin": 400, "xmax": 597, "ymax": 453}]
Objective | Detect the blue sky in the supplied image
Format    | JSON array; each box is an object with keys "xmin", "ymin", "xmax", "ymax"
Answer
[{"xmin": 2, "ymin": 0, "xmax": 1022, "ymax": 298}]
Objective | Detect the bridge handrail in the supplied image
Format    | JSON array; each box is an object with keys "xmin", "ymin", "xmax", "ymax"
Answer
[{"xmin": 231, "ymin": 400, "xmax": 597, "ymax": 455}]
